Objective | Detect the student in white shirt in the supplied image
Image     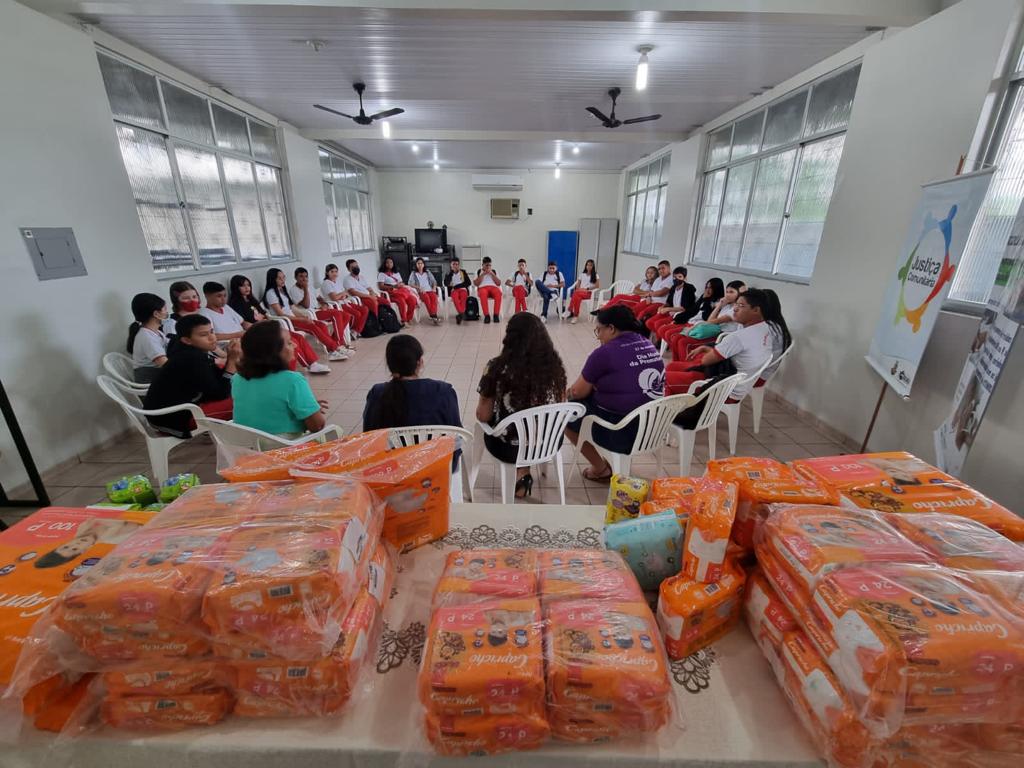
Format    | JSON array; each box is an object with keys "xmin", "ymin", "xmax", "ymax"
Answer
[
  {"xmin": 443, "ymin": 258, "xmax": 472, "ymax": 325},
  {"xmin": 633, "ymin": 260, "xmax": 675, "ymax": 324},
  {"xmin": 343, "ymin": 258, "xmax": 382, "ymax": 317},
  {"xmin": 564, "ymin": 259, "xmax": 601, "ymax": 324},
  {"xmin": 473, "ymin": 256, "xmax": 503, "ymax": 324},
  {"xmin": 602, "ymin": 265, "xmax": 657, "ymax": 312},
  {"xmin": 127, "ymin": 292, "xmax": 169, "ymax": 384},
  {"xmin": 505, "ymin": 259, "xmax": 533, "ymax": 314},
  {"xmin": 199, "ymin": 281, "xmax": 247, "ymax": 341},
  {"xmin": 377, "ymin": 256, "xmax": 418, "ymax": 325},
  {"xmin": 288, "ymin": 267, "xmax": 355, "ymax": 349},
  {"xmin": 534, "ymin": 261, "xmax": 565, "ymax": 322},
  {"xmin": 409, "ymin": 258, "xmax": 441, "ymax": 325},
  {"xmin": 263, "ymin": 267, "xmax": 348, "ymax": 361},
  {"xmin": 671, "ymin": 279, "xmax": 746, "ymax": 362},
  {"xmin": 666, "ymin": 288, "xmax": 789, "ymax": 398},
  {"xmin": 321, "ymin": 263, "xmax": 370, "ymax": 334}
]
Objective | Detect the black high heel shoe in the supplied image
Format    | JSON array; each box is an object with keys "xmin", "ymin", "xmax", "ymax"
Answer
[{"xmin": 514, "ymin": 473, "xmax": 533, "ymax": 499}]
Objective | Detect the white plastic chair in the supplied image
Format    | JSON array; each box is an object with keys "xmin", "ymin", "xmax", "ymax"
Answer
[
  {"xmin": 470, "ymin": 402, "xmax": 586, "ymax": 504},
  {"xmin": 590, "ymin": 279, "xmax": 636, "ymax": 322},
  {"xmin": 97, "ymin": 375, "xmax": 206, "ymax": 485},
  {"xmin": 710, "ymin": 356, "xmax": 775, "ymax": 455},
  {"xmin": 103, "ymin": 351, "xmax": 148, "ymax": 393},
  {"xmin": 531, "ymin": 283, "xmax": 565, "ymax": 319},
  {"xmin": 673, "ymin": 373, "xmax": 744, "ymax": 475},
  {"xmin": 749, "ymin": 341, "xmax": 796, "ymax": 434},
  {"xmin": 386, "ymin": 425, "xmax": 475, "ymax": 503},
  {"xmin": 572, "ymin": 393, "xmax": 695, "ymax": 478},
  {"xmin": 194, "ymin": 416, "xmax": 342, "ymax": 471}
]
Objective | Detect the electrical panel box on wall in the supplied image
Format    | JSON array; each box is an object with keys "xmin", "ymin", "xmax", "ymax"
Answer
[{"xmin": 21, "ymin": 227, "xmax": 87, "ymax": 280}]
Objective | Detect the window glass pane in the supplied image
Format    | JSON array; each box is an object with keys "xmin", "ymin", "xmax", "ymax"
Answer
[
  {"xmin": 337, "ymin": 188, "xmax": 354, "ymax": 252},
  {"xmin": 161, "ymin": 81, "xmax": 213, "ymax": 145},
  {"xmin": 659, "ymin": 153, "xmax": 672, "ymax": 183},
  {"xmin": 319, "ymin": 150, "xmax": 333, "ymax": 179},
  {"xmin": 951, "ymin": 86, "xmax": 1024, "ymax": 304},
  {"xmin": 777, "ymin": 134, "xmax": 845, "ymax": 277},
  {"xmin": 623, "ymin": 194, "xmax": 637, "ymax": 251},
  {"xmin": 628, "ymin": 170, "xmax": 639, "ymax": 193},
  {"xmin": 98, "ymin": 54, "xmax": 164, "ymax": 130},
  {"xmin": 693, "ymin": 169, "xmax": 727, "ymax": 263},
  {"xmin": 114, "ymin": 124, "xmax": 191, "ymax": 271},
  {"xmin": 640, "ymin": 188, "xmax": 659, "ymax": 254},
  {"xmin": 331, "ymin": 155, "xmax": 347, "ymax": 186},
  {"xmin": 222, "ymin": 157, "xmax": 268, "ymax": 262},
  {"xmin": 654, "ymin": 184, "xmax": 668, "ymax": 255},
  {"xmin": 174, "ymin": 144, "xmax": 234, "ymax": 267},
  {"xmin": 731, "ymin": 111, "xmax": 765, "ymax": 160},
  {"xmin": 248, "ymin": 120, "xmax": 279, "ymax": 164},
  {"xmin": 255, "ymin": 164, "xmax": 290, "ymax": 259},
  {"xmin": 357, "ymin": 166, "xmax": 370, "ymax": 192},
  {"xmin": 350, "ymin": 190, "xmax": 366, "ymax": 251},
  {"xmin": 715, "ymin": 161, "xmax": 756, "ymax": 266},
  {"xmin": 805, "ymin": 64, "xmax": 861, "ymax": 137},
  {"xmin": 634, "ymin": 191, "xmax": 649, "ymax": 253},
  {"xmin": 707, "ymin": 126, "xmax": 732, "ymax": 168},
  {"xmin": 212, "ymin": 104, "xmax": 251, "ymax": 155},
  {"xmin": 323, "ymin": 182, "xmax": 340, "ymax": 255},
  {"xmin": 763, "ymin": 90, "xmax": 807, "ymax": 150},
  {"xmin": 360, "ymin": 193, "xmax": 372, "ymax": 249},
  {"xmin": 739, "ymin": 149, "xmax": 797, "ymax": 272}
]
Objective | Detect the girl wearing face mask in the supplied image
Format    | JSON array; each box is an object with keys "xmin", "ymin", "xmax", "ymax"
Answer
[
  {"xmin": 645, "ymin": 266, "xmax": 696, "ymax": 338},
  {"xmin": 164, "ymin": 281, "xmax": 201, "ymax": 336},
  {"xmin": 263, "ymin": 267, "xmax": 349, "ymax": 362},
  {"xmin": 127, "ymin": 293, "xmax": 169, "ymax": 384}
]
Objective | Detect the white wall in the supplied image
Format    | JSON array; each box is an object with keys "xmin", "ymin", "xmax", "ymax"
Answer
[
  {"xmin": 650, "ymin": 0, "xmax": 1024, "ymax": 508},
  {"xmin": 375, "ymin": 170, "xmax": 622, "ymax": 277}
]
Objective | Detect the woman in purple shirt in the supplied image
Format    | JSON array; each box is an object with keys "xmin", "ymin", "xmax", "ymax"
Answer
[{"xmin": 565, "ymin": 305, "xmax": 666, "ymax": 482}]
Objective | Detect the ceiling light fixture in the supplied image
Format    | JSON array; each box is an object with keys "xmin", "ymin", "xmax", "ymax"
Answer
[
  {"xmin": 381, "ymin": 120, "xmax": 391, "ymax": 138},
  {"xmin": 635, "ymin": 46, "xmax": 653, "ymax": 91},
  {"xmin": 411, "ymin": 143, "xmax": 419, "ymax": 153},
  {"xmin": 303, "ymin": 39, "xmax": 327, "ymax": 52},
  {"xmin": 554, "ymin": 163, "xmax": 561, "ymax": 179},
  {"xmin": 433, "ymin": 162, "xmax": 440, "ymax": 171},
  {"xmin": 572, "ymin": 144, "xmax": 580, "ymax": 155}
]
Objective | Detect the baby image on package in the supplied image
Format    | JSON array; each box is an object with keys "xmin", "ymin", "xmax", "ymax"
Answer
[
  {"xmin": 538, "ymin": 550, "xmax": 644, "ymax": 603},
  {"xmin": 433, "ymin": 549, "xmax": 539, "ymax": 606}
]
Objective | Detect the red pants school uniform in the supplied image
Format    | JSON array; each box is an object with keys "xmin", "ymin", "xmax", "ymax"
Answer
[
  {"xmin": 314, "ymin": 307, "xmax": 350, "ymax": 341},
  {"xmin": 289, "ymin": 316, "xmax": 339, "ymax": 352},
  {"xmin": 289, "ymin": 331, "xmax": 318, "ymax": 369},
  {"xmin": 602, "ymin": 294, "xmax": 642, "ymax": 310},
  {"xmin": 665, "ymin": 362, "xmax": 708, "ymax": 396},
  {"xmin": 568, "ymin": 289, "xmax": 592, "ymax": 317},
  {"xmin": 337, "ymin": 301, "xmax": 369, "ymax": 334},
  {"xmin": 449, "ymin": 287, "xmax": 468, "ymax": 315},
  {"xmin": 477, "ymin": 285, "xmax": 502, "ymax": 316},
  {"xmin": 417, "ymin": 290, "xmax": 439, "ymax": 317},
  {"xmin": 386, "ymin": 288, "xmax": 418, "ymax": 324},
  {"xmin": 634, "ymin": 302, "xmax": 663, "ymax": 323},
  {"xmin": 187, "ymin": 397, "xmax": 233, "ymax": 430},
  {"xmin": 671, "ymin": 332, "xmax": 719, "ymax": 362},
  {"xmin": 645, "ymin": 312, "xmax": 674, "ymax": 336},
  {"xmin": 512, "ymin": 285, "xmax": 529, "ymax": 313}
]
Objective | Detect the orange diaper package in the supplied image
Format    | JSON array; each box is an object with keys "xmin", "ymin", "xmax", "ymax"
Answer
[
  {"xmin": 419, "ymin": 597, "xmax": 545, "ymax": 719},
  {"xmin": 545, "ymin": 599, "xmax": 672, "ymax": 730},
  {"xmin": 0, "ymin": 506, "xmax": 155, "ymax": 686},
  {"xmin": 638, "ymin": 498, "xmax": 691, "ymax": 523},
  {"xmin": 102, "ymin": 659, "xmax": 226, "ymax": 697},
  {"xmin": 425, "ymin": 712, "xmax": 551, "ymax": 756},
  {"xmin": 742, "ymin": 568, "xmax": 798, "ymax": 648},
  {"xmin": 681, "ymin": 479, "xmax": 738, "ymax": 583},
  {"xmin": 433, "ymin": 549, "xmax": 539, "ymax": 606},
  {"xmin": 101, "ymin": 688, "xmax": 233, "ymax": 730},
  {"xmin": 886, "ymin": 513, "xmax": 1024, "ymax": 572},
  {"xmin": 658, "ymin": 556, "xmax": 746, "ymax": 659},
  {"xmin": 790, "ymin": 452, "xmax": 1024, "ymax": 542},
  {"xmin": 218, "ymin": 430, "xmax": 391, "ymax": 482},
  {"xmin": 538, "ymin": 549, "xmax": 644, "ymax": 603},
  {"xmin": 649, "ymin": 477, "xmax": 702, "ymax": 515}
]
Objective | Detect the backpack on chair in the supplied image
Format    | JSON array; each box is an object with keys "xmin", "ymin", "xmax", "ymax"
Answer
[
  {"xmin": 359, "ymin": 311, "xmax": 382, "ymax": 338},
  {"xmin": 463, "ymin": 295, "xmax": 481, "ymax": 321},
  {"xmin": 377, "ymin": 303, "xmax": 402, "ymax": 334}
]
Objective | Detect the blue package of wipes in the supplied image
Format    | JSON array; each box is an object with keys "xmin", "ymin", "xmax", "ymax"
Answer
[{"xmin": 603, "ymin": 510, "xmax": 685, "ymax": 591}]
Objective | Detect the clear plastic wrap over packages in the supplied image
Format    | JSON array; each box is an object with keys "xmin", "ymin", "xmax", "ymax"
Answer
[
  {"xmin": 4, "ymin": 480, "xmax": 394, "ymax": 733},
  {"xmin": 418, "ymin": 548, "xmax": 675, "ymax": 756}
]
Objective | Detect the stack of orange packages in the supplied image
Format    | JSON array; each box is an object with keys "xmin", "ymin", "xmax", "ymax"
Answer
[
  {"xmin": 418, "ymin": 548, "xmax": 673, "ymax": 756},
  {"xmin": 6, "ymin": 479, "xmax": 393, "ymax": 732},
  {"xmin": 747, "ymin": 500, "xmax": 1024, "ymax": 768}
]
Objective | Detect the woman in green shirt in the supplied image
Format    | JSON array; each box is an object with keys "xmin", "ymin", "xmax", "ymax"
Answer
[{"xmin": 232, "ymin": 321, "xmax": 328, "ymax": 436}]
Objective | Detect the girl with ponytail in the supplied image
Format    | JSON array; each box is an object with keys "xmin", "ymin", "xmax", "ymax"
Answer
[{"xmin": 127, "ymin": 293, "xmax": 169, "ymax": 384}]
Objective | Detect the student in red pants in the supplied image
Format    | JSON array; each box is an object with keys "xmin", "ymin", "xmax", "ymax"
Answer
[
  {"xmin": 633, "ymin": 260, "xmax": 675, "ymax": 324},
  {"xmin": 320, "ymin": 263, "xmax": 369, "ymax": 335},
  {"xmin": 444, "ymin": 258, "xmax": 472, "ymax": 324},
  {"xmin": 289, "ymin": 267, "xmax": 356, "ymax": 347},
  {"xmin": 646, "ymin": 265, "xmax": 696, "ymax": 339},
  {"xmin": 377, "ymin": 256, "xmax": 418, "ymax": 324},
  {"xmin": 475, "ymin": 257, "xmax": 503, "ymax": 324},
  {"xmin": 506, "ymin": 259, "xmax": 533, "ymax": 313},
  {"xmin": 661, "ymin": 277, "xmax": 724, "ymax": 349},
  {"xmin": 409, "ymin": 258, "xmax": 441, "ymax": 324},
  {"xmin": 565, "ymin": 259, "xmax": 601, "ymax": 323},
  {"xmin": 264, "ymin": 268, "xmax": 349, "ymax": 361},
  {"xmin": 670, "ymin": 279, "xmax": 745, "ymax": 361},
  {"xmin": 602, "ymin": 265, "xmax": 657, "ymax": 311},
  {"xmin": 343, "ymin": 259, "xmax": 382, "ymax": 317}
]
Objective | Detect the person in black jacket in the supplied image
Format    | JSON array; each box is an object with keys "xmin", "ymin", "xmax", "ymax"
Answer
[
  {"xmin": 444, "ymin": 258, "xmax": 473, "ymax": 325},
  {"xmin": 144, "ymin": 314, "xmax": 239, "ymax": 438},
  {"xmin": 645, "ymin": 266, "xmax": 696, "ymax": 339}
]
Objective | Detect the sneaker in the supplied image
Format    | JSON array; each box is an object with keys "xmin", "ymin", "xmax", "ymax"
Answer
[
  {"xmin": 456, "ymin": 313, "xmax": 463, "ymax": 325},
  {"xmin": 541, "ymin": 315, "xmax": 548, "ymax": 323},
  {"xmin": 561, "ymin": 310, "xmax": 572, "ymax": 319},
  {"xmin": 492, "ymin": 314, "xmax": 500, "ymax": 323},
  {"xmin": 328, "ymin": 350, "xmax": 349, "ymax": 361},
  {"xmin": 308, "ymin": 362, "xmax": 331, "ymax": 374},
  {"xmin": 484, "ymin": 315, "xmax": 491, "ymax": 324},
  {"xmin": 570, "ymin": 317, "xmax": 578, "ymax": 325}
]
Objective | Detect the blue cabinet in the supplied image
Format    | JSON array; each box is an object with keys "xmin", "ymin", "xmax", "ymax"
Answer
[{"xmin": 547, "ymin": 231, "xmax": 579, "ymax": 295}]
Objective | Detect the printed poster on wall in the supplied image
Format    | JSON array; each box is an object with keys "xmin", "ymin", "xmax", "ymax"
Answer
[
  {"xmin": 866, "ymin": 169, "xmax": 994, "ymax": 398},
  {"xmin": 934, "ymin": 200, "xmax": 1023, "ymax": 476}
]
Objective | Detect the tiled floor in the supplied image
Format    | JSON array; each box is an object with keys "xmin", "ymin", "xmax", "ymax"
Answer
[{"xmin": 2, "ymin": 315, "xmax": 850, "ymax": 527}]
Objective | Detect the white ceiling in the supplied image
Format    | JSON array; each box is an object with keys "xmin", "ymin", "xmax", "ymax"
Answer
[{"xmin": 21, "ymin": 1, "xmax": 941, "ymax": 168}]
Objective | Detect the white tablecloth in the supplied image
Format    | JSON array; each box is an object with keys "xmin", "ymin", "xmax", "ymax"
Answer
[{"xmin": 0, "ymin": 504, "xmax": 821, "ymax": 768}]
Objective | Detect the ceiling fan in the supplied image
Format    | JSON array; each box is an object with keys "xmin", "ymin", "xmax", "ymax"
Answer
[
  {"xmin": 313, "ymin": 82, "xmax": 404, "ymax": 125},
  {"xmin": 586, "ymin": 87, "xmax": 661, "ymax": 128}
]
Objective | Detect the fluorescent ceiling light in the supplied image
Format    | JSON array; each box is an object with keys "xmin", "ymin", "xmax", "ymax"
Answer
[
  {"xmin": 411, "ymin": 143, "xmax": 419, "ymax": 153},
  {"xmin": 433, "ymin": 162, "xmax": 440, "ymax": 171},
  {"xmin": 554, "ymin": 163, "xmax": 561, "ymax": 179},
  {"xmin": 572, "ymin": 144, "xmax": 580, "ymax": 155},
  {"xmin": 636, "ymin": 46, "xmax": 652, "ymax": 91},
  {"xmin": 381, "ymin": 120, "xmax": 391, "ymax": 138}
]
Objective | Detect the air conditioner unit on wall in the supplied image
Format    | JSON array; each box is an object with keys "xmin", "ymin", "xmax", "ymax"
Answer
[
  {"xmin": 490, "ymin": 198, "xmax": 520, "ymax": 219},
  {"xmin": 472, "ymin": 174, "xmax": 524, "ymax": 191}
]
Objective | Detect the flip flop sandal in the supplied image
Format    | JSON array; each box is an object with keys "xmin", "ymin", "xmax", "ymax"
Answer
[{"xmin": 582, "ymin": 464, "xmax": 613, "ymax": 483}]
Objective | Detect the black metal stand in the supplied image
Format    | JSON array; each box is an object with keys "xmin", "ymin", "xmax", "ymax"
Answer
[{"xmin": 0, "ymin": 378, "xmax": 50, "ymax": 515}]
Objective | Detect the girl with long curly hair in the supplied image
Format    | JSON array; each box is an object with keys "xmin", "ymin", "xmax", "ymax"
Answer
[{"xmin": 475, "ymin": 313, "xmax": 566, "ymax": 498}]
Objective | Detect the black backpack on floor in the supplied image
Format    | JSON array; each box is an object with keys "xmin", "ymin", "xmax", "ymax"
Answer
[
  {"xmin": 464, "ymin": 296, "xmax": 481, "ymax": 321},
  {"xmin": 378, "ymin": 303, "xmax": 402, "ymax": 333},
  {"xmin": 360, "ymin": 311, "xmax": 382, "ymax": 338}
]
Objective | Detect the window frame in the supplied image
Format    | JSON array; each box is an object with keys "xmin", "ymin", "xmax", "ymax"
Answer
[
  {"xmin": 319, "ymin": 146, "xmax": 375, "ymax": 256},
  {"xmin": 98, "ymin": 48, "xmax": 293, "ymax": 275},
  {"xmin": 622, "ymin": 152, "xmax": 671, "ymax": 258},
  {"xmin": 689, "ymin": 60, "xmax": 861, "ymax": 283}
]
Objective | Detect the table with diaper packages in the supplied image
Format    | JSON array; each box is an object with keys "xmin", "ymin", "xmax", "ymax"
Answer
[{"xmin": 2, "ymin": 502, "xmax": 822, "ymax": 768}]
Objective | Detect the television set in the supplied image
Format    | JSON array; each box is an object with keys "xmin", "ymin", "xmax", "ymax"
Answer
[{"xmin": 415, "ymin": 228, "xmax": 446, "ymax": 253}]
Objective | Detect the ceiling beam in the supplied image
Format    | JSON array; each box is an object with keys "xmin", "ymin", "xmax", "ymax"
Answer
[{"xmin": 300, "ymin": 128, "xmax": 686, "ymax": 143}]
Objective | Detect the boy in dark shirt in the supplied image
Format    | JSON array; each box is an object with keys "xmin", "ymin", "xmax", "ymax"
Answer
[{"xmin": 144, "ymin": 314, "xmax": 240, "ymax": 437}]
